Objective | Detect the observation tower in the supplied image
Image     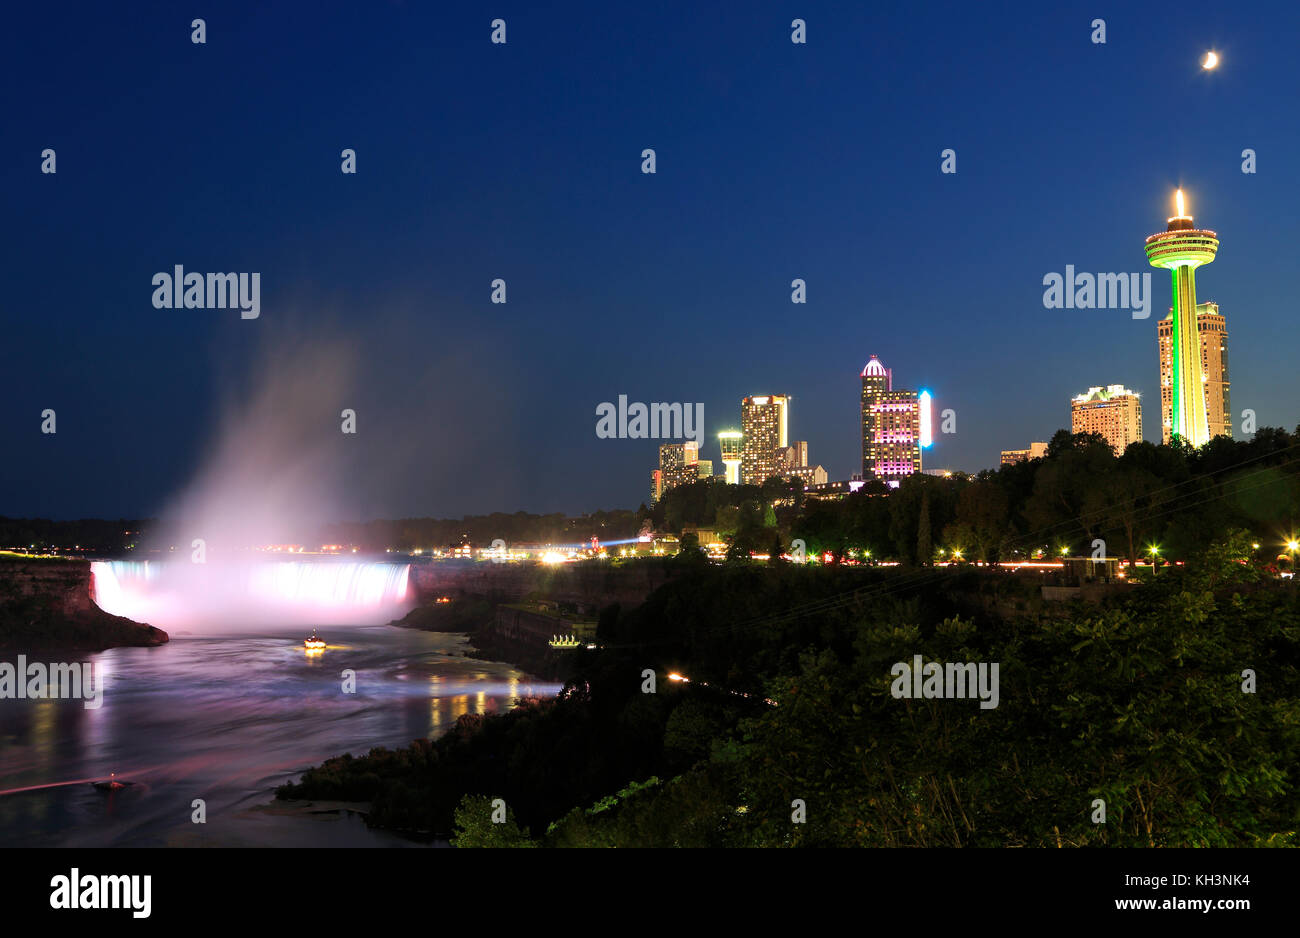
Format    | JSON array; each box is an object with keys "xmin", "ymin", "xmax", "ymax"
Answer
[{"xmin": 1145, "ymin": 189, "xmax": 1218, "ymax": 447}]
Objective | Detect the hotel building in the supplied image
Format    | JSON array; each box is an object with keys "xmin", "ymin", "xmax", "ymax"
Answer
[
  {"xmin": 1158, "ymin": 302, "xmax": 1230, "ymax": 444},
  {"xmin": 740, "ymin": 395, "xmax": 790, "ymax": 485},
  {"xmin": 1070, "ymin": 385, "xmax": 1142, "ymax": 456},
  {"xmin": 1000, "ymin": 442, "xmax": 1049, "ymax": 466},
  {"xmin": 651, "ymin": 441, "xmax": 700, "ymax": 503},
  {"xmin": 861, "ymin": 356, "xmax": 922, "ymax": 484}
]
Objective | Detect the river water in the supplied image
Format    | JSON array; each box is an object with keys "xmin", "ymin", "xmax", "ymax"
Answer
[{"xmin": 0, "ymin": 627, "xmax": 560, "ymax": 846}]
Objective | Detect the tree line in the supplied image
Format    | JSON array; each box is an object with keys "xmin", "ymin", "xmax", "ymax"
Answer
[{"xmin": 648, "ymin": 427, "xmax": 1300, "ymax": 566}]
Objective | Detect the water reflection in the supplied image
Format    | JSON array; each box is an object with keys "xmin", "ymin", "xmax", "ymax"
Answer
[{"xmin": 0, "ymin": 626, "xmax": 560, "ymax": 846}]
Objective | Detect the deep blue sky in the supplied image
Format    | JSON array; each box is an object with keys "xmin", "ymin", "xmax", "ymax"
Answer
[{"xmin": 5, "ymin": 1, "xmax": 1299, "ymax": 522}]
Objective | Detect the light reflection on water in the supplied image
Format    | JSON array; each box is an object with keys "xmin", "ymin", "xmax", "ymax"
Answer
[{"xmin": 0, "ymin": 626, "xmax": 560, "ymax": 846}]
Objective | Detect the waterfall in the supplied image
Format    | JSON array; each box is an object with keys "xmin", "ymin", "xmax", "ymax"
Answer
[{"xmin": 91, "ymin": 560, "xmax": 412, "ymax": 628}]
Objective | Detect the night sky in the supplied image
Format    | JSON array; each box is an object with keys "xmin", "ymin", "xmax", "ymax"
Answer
[{"xmin": 5, "ymin": 1, "xmax": 1299, "ymax": 522}]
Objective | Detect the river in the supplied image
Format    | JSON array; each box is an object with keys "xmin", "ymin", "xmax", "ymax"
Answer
[{"xmin": 0, "ymin": 626, "xmax": 560, "ymax": 846}]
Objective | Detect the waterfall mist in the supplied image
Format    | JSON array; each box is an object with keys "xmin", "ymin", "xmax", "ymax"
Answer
[{"xmin": 93, "ymin": 332, "xmax": 414, "ymax": 630}]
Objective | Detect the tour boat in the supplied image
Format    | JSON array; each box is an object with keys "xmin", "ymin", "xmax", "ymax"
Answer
[
  {"xmin": 304, "ymin": 631, "xmax": 326, "ymax": 650},
  {"xmin": 92, "ymin": 773, "xmax": 128, "ymax": 792}
]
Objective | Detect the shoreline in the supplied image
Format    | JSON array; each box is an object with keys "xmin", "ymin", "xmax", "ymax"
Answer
[{"xmin": 388, "ymin": 601, "xmax": 571, "ymax": 682}]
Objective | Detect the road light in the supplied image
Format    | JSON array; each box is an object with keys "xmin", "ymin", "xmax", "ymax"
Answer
[{"xmin": 1148, "ymin": 545, "xmax": 1160, "ymax": 575}]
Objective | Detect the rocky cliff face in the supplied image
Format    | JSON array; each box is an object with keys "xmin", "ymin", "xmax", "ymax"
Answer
[{"xmin": 0, "ymin": 557, "xmax": 168, "ymax": 651}]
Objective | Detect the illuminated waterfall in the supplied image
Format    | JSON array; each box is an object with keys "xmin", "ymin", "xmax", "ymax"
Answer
[{"xmin": 91, "ymin": 560, "xmax": 412, "ymax": 628}]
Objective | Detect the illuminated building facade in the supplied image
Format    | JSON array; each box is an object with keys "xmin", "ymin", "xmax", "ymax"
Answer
[
  {"xmin": 779, "ymin": 441, "xmax": 825, "ymax": 486},
  {"xmin": 803, "ymin": 478, "xmax": 868, "ymax": 501},
  {"xmin": 1000, "ymin": 442, "xmax": 1048, "ymax": 466},
  {"xmin": 660, "ymin": 441, "xmax": 699, "ymax": 488},
  {"xmin": 783, "ymin": 441, "xmax": 809, "ymax": 468},
  {"xmin": 1145, "ymin": 189, "xmax": 1219, "ymax": 446},
  {"xmin": 650, "ymin": 441, "xmax": 699, "ymax": 503},
  {"xmin": 784, "ymin": 463, "xmax": 828, "ymax": 486},
  {"xmin": 695, "ymin": 459, "xmax": 714, "ymax": 479},
  {"xmin": 1158, "ymin": 301, "xmax": 1229, "ymax": 444},
  {"xmin": 860, "ymin": 356, "xmax": 921, "ymax": 484},
  {"xmin": 740, "ymin": 395, "xmax": 789, "ymax": 485},
  {"xmin": 1070, "ymin": 385, "xmax": 1142, "ymax": 456}
]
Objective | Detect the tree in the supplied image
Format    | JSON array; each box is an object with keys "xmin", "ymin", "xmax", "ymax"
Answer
[
  {"xmin": 450, "ymin": 794, "xmax": 537, "ymax": 847},
  {"xmin": 945, "ymin": 478, "xmax": 1010, "ymax": 562},
  {"xmin": 1024, "ymin": 431, "xmax": 1116, "ymax": 550},
  {"xmin": 768, "ymin": 529, "xmax": 786, "ymax": 563},
  {"xmin": 916, "ymin": 490, "xmax": 932, "ymax": 564},
  {"xmin": 725, "ymin": 501, "xmax": 766, "ymax": 561}
]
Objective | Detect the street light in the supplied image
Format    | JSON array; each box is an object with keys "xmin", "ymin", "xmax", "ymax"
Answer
[{"xmin": 1148, "ymin": 545, "xmax": 1160, "ymax": 575}]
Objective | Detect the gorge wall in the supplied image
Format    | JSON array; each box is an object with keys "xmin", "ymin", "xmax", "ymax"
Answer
[{"xmin": 0, "ymin": 556, "xmax": 169, "ymax": 651}]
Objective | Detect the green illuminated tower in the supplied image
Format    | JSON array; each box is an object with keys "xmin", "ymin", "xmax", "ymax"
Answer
[{"xmin": 1145, "ymin": 189, "xmax": 1218, "ymax": 447}]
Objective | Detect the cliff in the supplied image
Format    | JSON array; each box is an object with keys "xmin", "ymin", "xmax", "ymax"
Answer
[{"xmin": 0, "ymin": 555, "xmax": 169, "ymax": 651}]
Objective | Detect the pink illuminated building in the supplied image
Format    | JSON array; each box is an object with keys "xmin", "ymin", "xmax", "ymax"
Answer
[{"xmin": 860, "ymin": 356, "xmax": 922, "ymax": 485}]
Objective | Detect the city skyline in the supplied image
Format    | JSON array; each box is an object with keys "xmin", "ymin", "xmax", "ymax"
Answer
[
  {"xmin": 643, "ymin": 255, "xmax": 1243, "ymax": 500},
  {"xmin": 7, "ymin": 2, "xmax": 1300, "ymax": 521}
]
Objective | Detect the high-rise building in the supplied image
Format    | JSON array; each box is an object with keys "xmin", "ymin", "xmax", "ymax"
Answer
[
  {"xmin": 781, "ymin": 441, "xmax": 809, "ymax": 469},
  {"xmin": 649, "ymin": 469, "xmax": 662, "ymax": 505},
  {"xmin": 740, "ymin": 395, "xmax": 789, "ymax": 485},
  {"xmin": 1159, "ymin": 301, "xmax": 1230, "ymax": 444},
  {"xmin": 1145, "ymin": 188, "xmax": 1219, "ymax": 446},
  {"xmin": 655, "ymin": 440, "xmax": 700, "ymax": 499},
  {"xmin": 718, "ymin": 430, "xmax": 743, "ymax": 484},
  {"xmin": 1001, "ymin": 442, "xmax": 1049, "ymax": 466},
  {"xmin": 695, "ymin": 459, "xmax": 714, "ymax": 479},
  {"xmin": 861, "ymin": 356, "xmax": 921, "ymax": 484},
  {"xmin": 1071, "ymin": 385, "xmax": 1142, "ymax": 456}
]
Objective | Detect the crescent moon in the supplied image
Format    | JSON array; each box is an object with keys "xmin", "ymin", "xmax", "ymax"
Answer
[{"xmin": 1203, "ymin": 51, "xmax": 1218, "ymax": 69}]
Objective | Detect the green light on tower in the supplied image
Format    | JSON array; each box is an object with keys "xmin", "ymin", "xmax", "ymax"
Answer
[{"xmin": 1145, "ymin": 189, "xmax": 1218, "ymax": 447}]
